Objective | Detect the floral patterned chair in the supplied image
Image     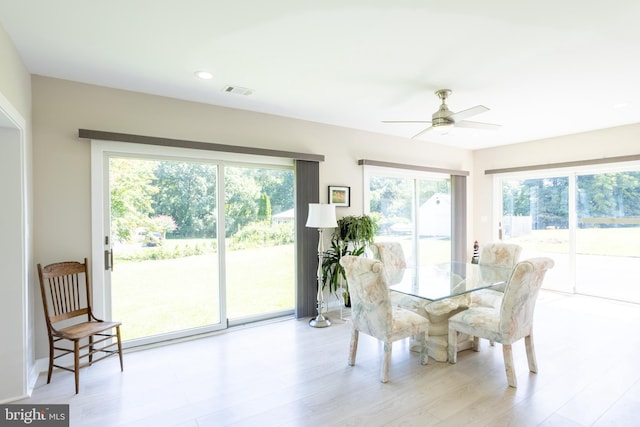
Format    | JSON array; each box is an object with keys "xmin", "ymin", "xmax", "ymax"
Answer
[
  {"xmin": 372, "ymin": 240, "xmax": 471, "ymax": 361},
  {"xmin": 372, "ymin": 241, "xmax": 407, "ymax": 285},
  {"xmin": 471, "ymin": 242, "xmax": 522, "ymax": 309},
  {"xmin": 372, "ymin": 240, "xmax": 423, "ymax": 322},
  {"xmin": 448, "ymin": 257, "xmax": 554, "ymax": 387},
  {"xmin": 340, "ymin": 255, "xmax": 429, "ymax": 383}
]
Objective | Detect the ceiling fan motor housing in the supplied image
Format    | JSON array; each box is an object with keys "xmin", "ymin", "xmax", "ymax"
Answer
[
  {"xmin": 432, "ymin": 103, "xmax": 454, "ymax": 127},
  {"xmin": 432, "ymin": 117, "xmax": 454, "ymax": 127}
]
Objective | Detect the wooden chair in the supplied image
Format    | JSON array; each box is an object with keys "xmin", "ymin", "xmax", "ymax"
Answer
[
  {"xmin": 37, "ymin": 258, "xmax": 123, "ymax": 393},
  {"xmin": 448, "ymin": 257, "xmax": 554, "ymax": 387},
  {"xmin": 340, "ymin": 255, "xmax": 429, "ymax": 383}
]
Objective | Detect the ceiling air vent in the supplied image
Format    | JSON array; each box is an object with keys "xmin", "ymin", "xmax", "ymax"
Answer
[{"xmin": 222, "ymin": 85, "xmax": 254, "ymax": 96}]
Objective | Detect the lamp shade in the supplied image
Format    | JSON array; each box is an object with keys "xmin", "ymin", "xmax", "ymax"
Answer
[{"xmin": 306, "ymin": 203, "xmax": 337, "ymax": 228}]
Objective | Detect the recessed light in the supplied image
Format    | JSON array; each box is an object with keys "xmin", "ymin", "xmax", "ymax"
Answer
[
  {"xmin": 613, "ymin": 102, "xmax": 629, "ymax": 109},
  {"xmin": 194, "ymin": 70, "xmax": 213, "ymax": 80}
]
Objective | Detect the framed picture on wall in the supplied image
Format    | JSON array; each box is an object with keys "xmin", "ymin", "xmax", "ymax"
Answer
[{"xmin": 328, "ymin": 185, "xmax": 350, "ymax": 207}]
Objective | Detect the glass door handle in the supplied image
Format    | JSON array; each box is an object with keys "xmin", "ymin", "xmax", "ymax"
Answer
[{"xmin": 104, "ymin": 249, "xmax": 113, "ymax": 271}]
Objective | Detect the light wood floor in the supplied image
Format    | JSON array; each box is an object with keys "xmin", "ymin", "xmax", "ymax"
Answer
[{"xmin": 14, "ymin": 290, "xmax": 640, "ymax": 426}]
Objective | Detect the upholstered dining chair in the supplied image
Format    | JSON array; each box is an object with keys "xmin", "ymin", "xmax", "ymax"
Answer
[
  {"xmin": 37, "ymin": 258, "xmax": 124, "ymax": 394},
  {"xmin": 448, "ymin": 257, "xmax": 554, "ymax": 388},
  {"xmin": 340, "ymin": 255, "xmax": 429, "ymax": 383},
  {"xmin": 372, "ymin": 241, "xmax": 407, "ymax": 285},
  {"xmin": 471, "ymin": 242, "xmax": 522, "ymax": 309}
]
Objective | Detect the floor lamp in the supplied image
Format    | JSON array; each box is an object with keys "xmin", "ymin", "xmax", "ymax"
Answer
[{"xmin": 306, "ymin": 203, "xmax": 337, "ymax": 328}]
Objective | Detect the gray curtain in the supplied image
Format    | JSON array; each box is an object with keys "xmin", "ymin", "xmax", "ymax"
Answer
[{"xmin": 295, "ymin": 160, "xmax": 320, "ymax": 318}]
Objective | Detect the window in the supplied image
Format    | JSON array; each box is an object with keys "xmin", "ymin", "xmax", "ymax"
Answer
[
  {"xmin": 497, "ymin": 164, "xmax": 640, "ymax": 303},
  {"xmin": 500, "ymin": 175, "xmax": 571, "ymax": 292},
  {"xmin": 364, "ymin": 166, "xmax": 460, "ymax": 266}
]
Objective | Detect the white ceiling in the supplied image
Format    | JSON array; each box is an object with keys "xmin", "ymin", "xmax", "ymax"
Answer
[{"xmin": 2, "ymin": 1, "xmax": 640, "ymax": 150}]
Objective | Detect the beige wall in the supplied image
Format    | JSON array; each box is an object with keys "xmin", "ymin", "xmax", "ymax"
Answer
[
  {"xmin": 472, "ymin": 124, "xmax": 640, "ymax": 245},
  {"xmin": 0, "ymin": 25, "xmax": 31, "ymax": 117},
  {"xmin": 0, "ymin": 23, "xmax": 33, "ymax": 401},
  {"xmin": 32, "ymin": 75, "xmax": 474, "ymax": 359}
]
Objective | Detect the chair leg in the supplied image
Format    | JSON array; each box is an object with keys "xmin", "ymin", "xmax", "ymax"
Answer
[
  {"xmin": 74, "ymin": 340, "xmax": 80, "ymax": 394},
  {"xmin": 380, "ymin": 341, "xmax": 391, "ymax": 383},
  {"xmin": 448, "ymin": 327, "xmax": 458, "ymax": 363},
  {"xmin": 472, "ymin": 336, "xmax": 480, "ymax": 352},
  {"xmin": 348, "ymin": 329, "xmax": 359, "ymax": 366},
  {"xmin": 47, "ymin": 337, "xmax": 54, "ymax": 384},
  {"xmin": 525, "ymin": 333, "xmax": 537, "ymax": 373},
  {"xmin": 116, "ymin": 326, "xmax": 124, "ymax": 371},
  {"xmin": 502, "ymin": 344, "xmax": 517, "ymax": 388},
  {"xmin": 89, "ymin": 335, "xmax": 94, "ymax": 365},
  {"xmin": 418, "ymin": 331, "xmax": 428, "ymax": 365}
]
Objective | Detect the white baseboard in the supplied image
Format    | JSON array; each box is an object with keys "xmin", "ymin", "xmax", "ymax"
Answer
[{"xmin": 34, "ymin": 358, "xmax": 49, "ymax": 375}]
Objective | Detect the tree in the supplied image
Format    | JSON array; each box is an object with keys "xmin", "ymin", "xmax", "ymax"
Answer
[
  {"xmin": 503, "ymin": 172, "xmax": 640, "ymax": 231},
  {"xmin": 368, "ymin": 176, "xmax": 412, "ymax": 233},
  {"xmin": 152, "ymin": 162, "xmax": 218, "ymax": 238},
  {"xmin": 254, "ymin": 169, "xmax": 294, "ymax": 214},
  {"xmin": 577, "ymin": 171, "xmax": 640, "ymax": 227},
  {"xmin": 108, "ymin": 159, "xmax": 296, "ymax": 242},
  {"xmin": 257, "ymin": 193, "xmax": 272, "ymax": 223},
  {"xmin": 224, "ymin": 167, "xmax": 261, "ymax": 236},
  {"xmin": 151, "ymin": 214, "xmax": 178, "ymax": 238},
  {"xmin": 109, "ymin": 158, "xmax": 158, "ymax": 242}
]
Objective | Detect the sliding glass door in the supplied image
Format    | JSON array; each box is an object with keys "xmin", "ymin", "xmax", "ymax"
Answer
[
  {"xmin": 575, "ymin": 171, "xmax": 640, "ymax": 302},
  {"xmin": 224, "ymin": 165, "xmax": 295, "ymax": 323},
  {"xmin": 109, "ymin": 157, "xmax": 222, "ymax": 344},
  {"xmin": 366, "ymin": 168, "xmax": 452, "ymax": 266},
  {"xmin": 93, "ymin": 141, "xmax": 295, "ymax": 347},
  {"xmin": 500, "ymin": 176, "xmax": 571, "ymax": 292},
  {"xmin": 498, "ymin": 165, "xmax": 640, "ymax": 302}
]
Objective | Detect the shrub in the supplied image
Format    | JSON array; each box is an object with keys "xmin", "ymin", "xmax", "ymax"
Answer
[
  {"xmin": 229, "ymin": 221, "xmax": 294, "ymax": 250},
  {"xmin": 115, "ymin": 239, "xmax": 218, "ymax": 262}
]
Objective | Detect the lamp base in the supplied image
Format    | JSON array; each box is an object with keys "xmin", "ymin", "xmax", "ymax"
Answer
[{"xmin": 309, "ymin": 314, "xmax": 331, "ymax": 328}]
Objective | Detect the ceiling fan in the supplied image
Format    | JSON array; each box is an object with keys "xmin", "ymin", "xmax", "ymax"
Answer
[{"xmin": 383, "ymin": 89, "xmax": 500, "ymax": 139}]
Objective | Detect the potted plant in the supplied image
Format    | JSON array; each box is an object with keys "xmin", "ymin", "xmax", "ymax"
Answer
[{"xmin": 322, "ymin": 214, "xmax": 376, "ymax": 306}]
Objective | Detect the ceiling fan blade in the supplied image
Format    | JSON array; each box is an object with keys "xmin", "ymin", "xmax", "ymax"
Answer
[
  {"xmin": 411, "ymin": 126, "xmax": 433, "ymax": 139},
  {"xmin": 448, "ymin": 105, "xmax": 489, "ymax": 122},
  {"xmin": 455, "ymin": 120, "xmax": 501, "ymax": 130},
  {"xmin": 382, "ymin": 120, "xmax": 432, "ymax": 124}
]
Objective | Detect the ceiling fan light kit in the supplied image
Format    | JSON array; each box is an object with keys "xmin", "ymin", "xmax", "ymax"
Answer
[
  {"xmin": 383, "ymin": 88, "xmax": 500, "ymax": 139},
  {"xmin": 432, "ymin": 119, "xmax": 454, "ymax": 134}
]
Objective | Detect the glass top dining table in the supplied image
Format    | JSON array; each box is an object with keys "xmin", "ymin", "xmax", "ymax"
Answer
[{"xmin": 389, "ymin": 262, "xmax": 514, "ymax": 301}]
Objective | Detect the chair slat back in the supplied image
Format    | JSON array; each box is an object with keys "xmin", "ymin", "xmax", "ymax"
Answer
[{"xmin": 38, "ymin": 259, "xmax": 92, "ymax": 326}]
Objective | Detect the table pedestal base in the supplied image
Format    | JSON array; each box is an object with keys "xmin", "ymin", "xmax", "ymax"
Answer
[{"xmin": 391, "ymin": 291, "xmax": 473, "ymax": 362}]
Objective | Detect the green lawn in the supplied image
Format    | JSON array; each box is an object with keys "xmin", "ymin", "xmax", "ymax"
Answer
[
  {"xmin": 507, "ymin": 227, "xmax": 640, "ymax": 256},
  {"xmin": 112, "ymin": 243, "xmax": 294, "ymax": 341}
]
